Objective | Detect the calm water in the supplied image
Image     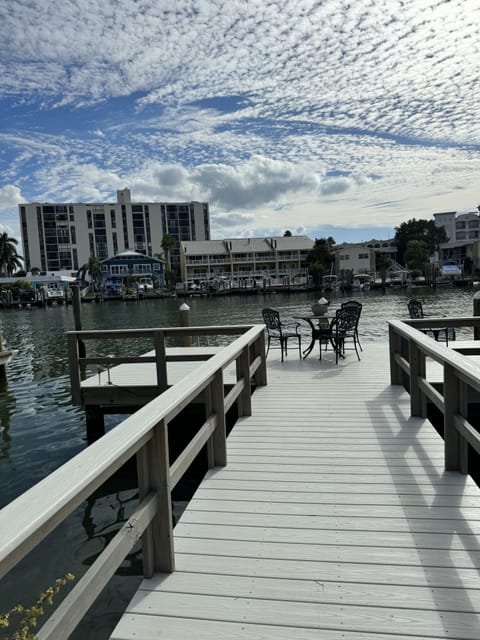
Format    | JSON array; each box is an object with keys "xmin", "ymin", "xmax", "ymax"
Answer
[{"xmin": 0, "ymin": 287, "xmax": 476, "ymax": 636}]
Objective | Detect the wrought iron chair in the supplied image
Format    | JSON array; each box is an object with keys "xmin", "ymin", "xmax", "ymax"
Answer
[
  {"xmin": 330, "ymin": 308, "xmax": 362, "ymax": 363},
  {"xmin": 341, "ymin": 300, "xmax": 363, "ymax": 351},
  {"xmin": 407, "ymin": 298, "xmax": 455, "ymax": 345},
  {"xmin": 262, "ymin": 308, "xmax": 302, "ymax": 362}
]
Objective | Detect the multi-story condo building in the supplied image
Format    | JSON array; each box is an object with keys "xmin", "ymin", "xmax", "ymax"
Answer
[
  {"xmin": 434, "ymin": 210, "xmax": 480, "ymax": 243},
  {"xmin": 18, "ymin": 188, "xmax": 210, "ymax": 277},
  {"xmin": 180, "ymin": 236, "xmax": 314, "ymax": 288},
  {"xmin": 434, "ymin": 209, "xmax": 480, "ymax": 272}
]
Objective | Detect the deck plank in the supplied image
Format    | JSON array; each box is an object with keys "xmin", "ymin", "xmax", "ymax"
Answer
[{"xmin": 111, "ymin": 342, "xmax": 480, "ymax": 639}]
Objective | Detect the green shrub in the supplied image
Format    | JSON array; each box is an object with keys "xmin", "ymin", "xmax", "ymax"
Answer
[{"xmin": 0, "ymin": 573, "xmax": 75, "ymax": 639}]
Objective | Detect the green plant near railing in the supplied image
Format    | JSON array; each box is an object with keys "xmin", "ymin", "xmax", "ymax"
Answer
[{"xmin": 0, "ymin": 573, "xmax": 74, "ymax": 639}]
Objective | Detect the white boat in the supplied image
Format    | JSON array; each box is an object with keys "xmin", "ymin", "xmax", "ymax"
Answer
[
  {"xmin": 137, "ymin": 277, "xmax": 154, "ymax": 294},
  {"xmin": 351, "ymin": 274, "xmax": 371, "ymax": 291},
  {"xmin": 44, "ymin": 286, "xmax": 65, "ymax": 304}
]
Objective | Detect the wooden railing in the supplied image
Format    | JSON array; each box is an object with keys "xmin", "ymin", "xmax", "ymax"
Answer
[
  {"xmin": 67, "ymin": 324, "xmax": 263, "ymax": 406},
  {"xmin": 389, "ymin": 316, "xmax": 480, "ymax": 475},
  {"xmin": 0, "ymin": 324, "xmax": 267, "ymax": 639}
]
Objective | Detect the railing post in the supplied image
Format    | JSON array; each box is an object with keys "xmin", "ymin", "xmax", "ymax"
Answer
[
  {"xmin": 444, "ymin": 364, "xmax": 462, "ymax": 471},
  {"xmin": 459, "ymin": 380, "xmax": 469, "ymax": 474},
  {"xmin": 254, "ymin": 331, "xmax": 267, "ymax": 386},
  {"xmin": 154, "ymin": 330, "xmax": 168, "ymax": 393},
  {"xmin": 71, "ymin": 285, "xmax": 86, "ymax": 358},
  {"xmin": 206, "ymin": 370, "xmax": 227, "ymax": 468},
  {"xmin": 389, "ymin": 325, "xmax": 401, "ymax": 385},
  {"xmin": 236, "ymin": 345, "xmax": 252, "ymax": 416},
  {"xmin": 67, "ymin": 333, "xmax": 82, "ymax": 406},
  {"xmin": 409, "ymin": 341, "xmax": 426, "ymax": 417},
  {"xmin": 136, "ymin": 444, "xmax": 155, "ymax": 578},
  {"xmin": 144, "ymin": 419, "xmax": 174, "ymax": 574}
]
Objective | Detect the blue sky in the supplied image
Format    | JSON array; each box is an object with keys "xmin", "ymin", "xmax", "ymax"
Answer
[{"xmin": 1, "ymin": 0, "xmax": 480, "ymax": 249}]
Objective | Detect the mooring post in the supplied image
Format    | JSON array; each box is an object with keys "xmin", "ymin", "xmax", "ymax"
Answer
[{"xmin": 179, "ymin": 302, "xmax": 192, "ymax": 347}]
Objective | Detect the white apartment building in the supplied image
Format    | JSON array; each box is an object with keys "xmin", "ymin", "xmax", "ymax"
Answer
[
  {"xmin": 180, "ymin": 236, "xmax": 314, "ymax": 286},
  {"xmin": 434, "ymin": 210, "xmax": 480, "ymax": 242},
  {"xmin": 18, "ymin": 188, "xmax": 210, "ymax": 277},
  {"xmin": 434, "ymin": 209, "xmax": 480, "ymax": 271},
  {"xmin": 334, "ymin": 239, "xmax": 397, "ymax": 276}
]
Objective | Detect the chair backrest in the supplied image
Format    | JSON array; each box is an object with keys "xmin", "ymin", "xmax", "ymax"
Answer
[
  {"xmin": 340, "ymin": 301, "xmax": 362, "ymax": 328},
  {"xmin": 407, "ymin": 298, "xmax": 424, "ymax": 319},
  {"xmin": 341, "ymin": 299, "xmax": 362, "ymax": 313},
  {"xmin": 262, "ymin": 308, "xmax": 282, "ymax": 332},
  {"xmin": 334, "ymin": 308, "xmax": 358, "ymax": 335}
]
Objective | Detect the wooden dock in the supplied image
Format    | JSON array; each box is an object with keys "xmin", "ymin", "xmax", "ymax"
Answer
[{"xmin": 110, "ymin": 342, "xmax": 480, "ymax": 639}]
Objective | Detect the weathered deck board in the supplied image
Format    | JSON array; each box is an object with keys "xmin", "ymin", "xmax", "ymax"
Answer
[{"xmin": 111, "ymin": 342, "xmax": 480, "ymax": 639}]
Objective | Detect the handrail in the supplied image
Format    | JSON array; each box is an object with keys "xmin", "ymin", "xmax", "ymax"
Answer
[
  {"xmin": 0, "ymin": 323, "xmax": 267, "ymax": 639},
  {"xmin": 67, "ymin": 324, "xmax": 259, "ymax": 406},
  {"xmin": 389, "ymin": 316, "xmax": 480, "ymax": 477}
]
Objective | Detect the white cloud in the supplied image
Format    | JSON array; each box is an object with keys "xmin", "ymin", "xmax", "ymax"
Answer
[
  {"xmin": 1, "ymin": 0, "xmax": 480, "ymax": 243},
  {"xmin": 0, "ymin": 184, "xmax": 23, "ymax": 208}
]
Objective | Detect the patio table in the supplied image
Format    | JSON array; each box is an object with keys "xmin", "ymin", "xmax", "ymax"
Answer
[{"xmin": 294, "ymin": 313, "xmax": 337, "ymax": 359}]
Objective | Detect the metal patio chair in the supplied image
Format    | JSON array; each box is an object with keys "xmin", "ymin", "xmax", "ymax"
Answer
[
  {"xmin": 407, "ymin": 298, "xmax": 455, "ymax": 345},
  {"xmin": 341, "ymin": 299, "xmax": 363, "ymax": 351},
  {"xmin": 262, "ymin": 308, "xmax": 302, "ymax": 362},
  {"xmin": 330, "ymin": 307, "xmax": 362, "ymax": 364}
]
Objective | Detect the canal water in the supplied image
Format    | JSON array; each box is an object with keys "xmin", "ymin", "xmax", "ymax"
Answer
[{"xmin": 0, "ymin": 286, "xmax": 476, "ymax": 637}]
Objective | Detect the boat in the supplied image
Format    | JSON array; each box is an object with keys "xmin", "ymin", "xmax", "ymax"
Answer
[
  {"xmin": 137, "ymin": 277, "xmax": 154, "ymax": 294},
  {"xmin": 321, "ymin": 274, "xmax": 340, "ymax": 292},
  {"xmin": 44, "ymin": 286, "xmax": 66, "ymax": 304},
  {"xmin": 437, "ymin": 261, "xmax": 465, "ymax": 286},
  {"xmin": 351, "ymin": 274, "xmax": 371, "ymax": 291},
  {"xmin": 387, "ymin": 270, "xmax": 411, "ymax": 288},
  {"xmin": 122, "ymin": 288, "xmax": 139, "ymax": 301}
]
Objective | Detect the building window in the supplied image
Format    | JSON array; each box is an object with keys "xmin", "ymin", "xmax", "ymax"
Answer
[
  {"xmin": 94, "ymin": 213, "xmax": 106, "ymax": 228},
  {"xmin": 122, "ymin": 205, "xmax": 129, "ymax": 248},
  {"xmin": 20, "ymin": 206, "xmax": 30, "ymax": 270},
  {"xmin": 111, "ymin": 210, "xmax": 116, "ymax": 228},
  {"xmin": 87, "ymin": 210, "xmax": 92, "ymax": 229}
]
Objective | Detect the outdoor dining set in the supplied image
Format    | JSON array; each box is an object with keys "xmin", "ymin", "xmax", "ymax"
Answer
[{"xmin": 262, "ymin": 301, "xmax": 363, "ymax": 364}]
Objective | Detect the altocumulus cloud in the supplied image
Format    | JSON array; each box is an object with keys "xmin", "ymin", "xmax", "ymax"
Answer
[{"xmin": 2, "ymin": 0, "xmax": 480, "ymax": 239}]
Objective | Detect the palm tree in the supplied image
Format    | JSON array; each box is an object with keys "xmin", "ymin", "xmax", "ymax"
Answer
[
  {"xmin": 0, "ymin": 232, "xmax": 23, "ymax": 276},
  {"xmin": 160, "ymin": 233, "xmax": 176, "ymax": 271},
  {"xmin": 77, "ymin": 256, "xmax": 104, "ymax": 290}
]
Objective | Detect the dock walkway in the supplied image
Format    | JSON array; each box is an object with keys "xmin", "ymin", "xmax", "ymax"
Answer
[{"xmin": 111, "ymin": 342, "xmax": 480, "ymax": 639}]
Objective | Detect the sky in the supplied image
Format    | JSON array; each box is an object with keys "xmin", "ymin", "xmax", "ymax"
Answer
[{"xmin": 1, "ymin": 0, "xmax": 480, "ymax": 250}]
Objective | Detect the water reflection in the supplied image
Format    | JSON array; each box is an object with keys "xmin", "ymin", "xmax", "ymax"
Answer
[
  {"xmin": 0, "ymin": 370, "xmax": 16, "ymax": 458},
  {"xmin": 82, "ymin": 487, "xmax": 143, "ymax": 576}
]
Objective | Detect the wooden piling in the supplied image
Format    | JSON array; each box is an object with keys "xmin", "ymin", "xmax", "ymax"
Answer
[{"xmin": 179, "ymin": 303, "xmax": 192, "ymax": 347}]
